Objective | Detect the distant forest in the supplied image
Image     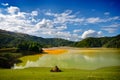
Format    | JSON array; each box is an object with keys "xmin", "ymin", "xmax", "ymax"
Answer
[
  {"xmin": 0, "ymin": 29, "xmax": 120, "ymax": 48},
  {"xmin": 74, "ymin": 35, "xmax": 120, "ymax": 48}
]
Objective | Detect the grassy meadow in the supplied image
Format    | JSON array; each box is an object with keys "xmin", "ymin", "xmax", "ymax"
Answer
[{"xmin": 0, "ymin": 66, "xmax": 120, "ymax": 80}]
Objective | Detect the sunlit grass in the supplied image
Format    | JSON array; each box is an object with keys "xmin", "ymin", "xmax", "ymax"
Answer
[{"xmin": 0, "ymin": 66, "xmax": 120, "ymax": 80}]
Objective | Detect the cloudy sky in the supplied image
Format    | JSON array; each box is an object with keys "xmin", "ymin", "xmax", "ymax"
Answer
[{"xmin": 0, "ymin": 0, "xmax": 120, "ymax": 41}]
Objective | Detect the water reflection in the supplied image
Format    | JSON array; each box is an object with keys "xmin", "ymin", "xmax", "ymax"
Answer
[{"xmin": 14, "ymin": 48, "xmax": 120, "ymax": 70}]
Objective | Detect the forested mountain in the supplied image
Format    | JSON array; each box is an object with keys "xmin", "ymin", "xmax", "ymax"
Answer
[
  {"xmin": 0, "ymin": 29, "xmax": 73, "ymax": 48},
  {"xmin": 103, "ymin": 35, "xmax": 120, "ymax": 48},
  {"xmin": 0, "ymin": 29, "xmax": 120, "ymax": 48},
  {"xmin": 74, "ymin": 34, "xmax": 120, "ymax": 48}
]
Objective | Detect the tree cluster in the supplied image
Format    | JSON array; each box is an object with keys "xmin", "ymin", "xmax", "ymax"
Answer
[
  {"xmin": 17, "ymin": 42, "xmax": 43, "ymax": 55},
  {"xmin": 74, "ymin": 34, "xmax": 120, "ymax": 48},
  {"xmin": 0, "ymin": 53, "xmax": 22, "ymax": 68}
]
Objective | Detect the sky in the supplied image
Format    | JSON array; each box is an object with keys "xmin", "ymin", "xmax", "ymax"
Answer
[{"xmin": 0, "ymin": 0, "xmax": 120, "ymax": 41}]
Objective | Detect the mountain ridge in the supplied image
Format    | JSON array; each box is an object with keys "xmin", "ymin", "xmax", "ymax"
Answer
[
  {"xmin": 74, "ymin": 34, "xmax": 120, "ymax": 48},
  {"xmin": 0, "ymin": 29, "xmax": 120, "ymax": 48},
  {"xmin": 0, "ymin": 29, "xmax": 73, "ymax": 48}
]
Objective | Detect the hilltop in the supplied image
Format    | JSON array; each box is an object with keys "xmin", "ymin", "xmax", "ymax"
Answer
[
  {"xmin": 0, "ymin": 29, "xmax": 120, "ymax": 48},
  {"xmin": 0, "ymin": 29, "xmax": 74, "ymax": 48}
]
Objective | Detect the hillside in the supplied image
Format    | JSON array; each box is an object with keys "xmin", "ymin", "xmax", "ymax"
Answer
[
  {"xmin": 74, "ymin": 34, "xmax": 120, "ymax": 48},
  {"xmin": 103, "ymin": 35, "xmax": 120, "ymax": 48},
  {"xmin": 0, "ymin": 29, "xmax": 120, "ymax": 48},
  {"xmin": 0, "ymin": 29, "xmax": 73, "ymax": 48}
]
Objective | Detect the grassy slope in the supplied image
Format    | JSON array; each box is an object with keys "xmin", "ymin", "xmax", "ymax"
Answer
[{"xmin": 0, "ymin": 66, "xmax": 120, "ymax": 80}]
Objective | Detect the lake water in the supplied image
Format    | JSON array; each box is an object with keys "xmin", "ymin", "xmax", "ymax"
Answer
[{"xmin": 14, "ymin": 48, "xmax": 120, "ymax": 70}]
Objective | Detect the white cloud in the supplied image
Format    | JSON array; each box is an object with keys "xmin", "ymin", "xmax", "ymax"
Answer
[
  {"xmin": 0, "ymin": 6, "xmax": 82, "ymax": 41},
  {"xmin": 0, "ymin": 6, "xmax": 33, "ymax": 33},
  {"xmin": 45, "ymin": 11, "xmax": 58, "ymax": 17},
  {"xmin": 53, "ymin": 10, "xmax": 76, "ymax": 24},
  {"xmin": 7, "ymin": 6, "xmax": 20, "ymax": 14},
  {"xmin": 104, "ymin": 12, "xmax": 110, "ymax": 15},
  {"xmin": 102, "ymin": 24, "xmax": 120, "ymax": 33},
  {"xmin": 45, "ymin": 10, "xmax": 84, "ymax": 24},
  {"xmin": 73, "ymin": 29, "xmax": 82, "ymax": 33},
  {"xmin": 81, "ymin": 30, "xmax": 102, "ymax": 39},
  {"xmin": 54, "ymin": 31, "xmax": 81, "ymax": 41},
  {"xmin": 45, "ymin": 10, "xmax": 120, "ymax": 26},
  {"xmin": 108, "ymin": 24, "xmax": 120, "ymax": 27},
  {"xmin": 56, "ymin": 25, "xmax": 67, "ymax": 30},
  {"xmin": 1, "ymin": 3, "xmax": 9, "ymax": 6},
  {"xmin": 85, "ymin": 16, "xmax": 120, "ymax": 24},
  {"xmin": 0, "ymin": 5, "xmax": 119, "ymax": 41},
  {"xmin": 35, "ymin": 18, "xmax": 53, "ymax": 29},
  {"xmin": 31, "ymin": 11, "xmax": 38, "ymax": 16},
  {"xmin": 86, "ymin": 17, "xmax": 100, "ymax": 23},
  {"xmin": 102, "ymin": 28, "xmax": 116, "ymax": 33},
  {"xmin": 107, "ymin": 16, "xmax": 120, "ymax": 21}
]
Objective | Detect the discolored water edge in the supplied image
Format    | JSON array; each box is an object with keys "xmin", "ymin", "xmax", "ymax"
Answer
[{"xmin": 14, "ymin": 47, "xmax": 120, "ymax": 70}]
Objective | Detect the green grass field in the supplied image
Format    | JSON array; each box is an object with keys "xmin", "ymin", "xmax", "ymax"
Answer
[{"xmin": 0, "ymin": 66, "xmax": 120, "ymax": 80}]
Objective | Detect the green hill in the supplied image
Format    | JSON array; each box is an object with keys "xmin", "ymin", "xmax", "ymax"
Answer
[
  {"xmin": 0, "ymin": 29, "xmax": 73, "ymax": 48},
  {"xmin": 0, "ymin": 29, "xmax": 120, "ymax": 48},
  {"xmin": 74, "ymin": 35, "xmax": 120, "ymax": 48},
  {"xmin": 103, "ymin": 35, "xmax": 120, "ymax": 48}
]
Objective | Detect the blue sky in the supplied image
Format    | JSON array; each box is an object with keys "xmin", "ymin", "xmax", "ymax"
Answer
[{"xmin": 0, "ymin": 0, "xmax": 120, "ymax": 41}]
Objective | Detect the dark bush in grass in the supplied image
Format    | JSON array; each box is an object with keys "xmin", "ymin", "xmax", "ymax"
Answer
[{"xmin": 0, "ymin": 53, "xmax": 22, "ymax": 68}]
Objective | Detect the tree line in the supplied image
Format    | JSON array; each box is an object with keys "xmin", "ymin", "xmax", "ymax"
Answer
[
  {"xmin": 73, "ymin": 34, "xmax": 120, "ymax": 48},
  {"xmin": 0, "ymin": 41, "xmax": 43, "ymax": 68}
]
